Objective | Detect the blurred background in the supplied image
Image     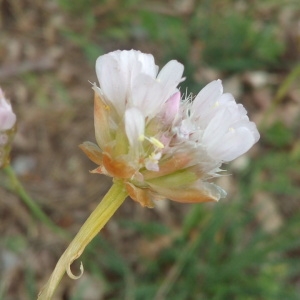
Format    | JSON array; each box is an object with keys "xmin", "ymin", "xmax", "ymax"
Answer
[{"xmin": 0, "ymin": 0, "xmax": 300, "ymax": 299}]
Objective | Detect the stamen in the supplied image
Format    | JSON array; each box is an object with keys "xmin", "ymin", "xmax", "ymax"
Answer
[
  {"xmin": 148, "ymin": 137, "xmax": 164, "ymax": 149},
  {"xmin": 139, "ymin": 135, "xmax": 164, "ymax": 149}
]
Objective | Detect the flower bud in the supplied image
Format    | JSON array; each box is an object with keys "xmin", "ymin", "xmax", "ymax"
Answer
[{"xmin": 0, "ymin": 88, "xmax": 16, "ymax": 168}]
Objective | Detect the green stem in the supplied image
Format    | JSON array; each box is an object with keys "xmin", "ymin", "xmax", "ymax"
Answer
[
  {"xmin": 37, "ymin": 180, "xmax": 128, "ymax": 300},
  {"xmin": 3, "ymin": 165, "xmax": 68, "ymax": 238}
]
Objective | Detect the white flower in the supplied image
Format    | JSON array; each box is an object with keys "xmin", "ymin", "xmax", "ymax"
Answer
[
  {"xmin": 80, "ymin": 50, "xmax": 260, "ymax": 207},
  {"xmin": 0, "ymin": 88, "xmax": 16, "ymax": 131},
  {"xmin": 94, "ymin": 50, "xmax": 184, "ymax": 121},
  {"xmin": 190, "ymin": 80, "xmax": 260, "ymax": 161}
]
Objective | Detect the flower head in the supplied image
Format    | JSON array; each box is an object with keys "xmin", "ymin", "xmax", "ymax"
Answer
[
  {"xmin": 80, "ymin": 50, "xmax": 259, "ymax": 207},
  {"xmin": 0, "ymin": 88, "xmax": 16, "ymax": 131},
  {"xmin": 0, "ymin": 88, "xmax": 16, "ymax": 168}
]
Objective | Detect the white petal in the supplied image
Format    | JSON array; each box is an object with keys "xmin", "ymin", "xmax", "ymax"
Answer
[
  {"xmin": 209, "ymin": 126, "xmax": 256, "ymax": 161},
  {"xmin": 157, "ymin": 60, "xmax": 184, "ymax": 102},
  {"xmin": 124, "ymin": 108, "xmax": 145, "ymax": 147},
  {"xmin": 96, "ymin": 50, "xmax": 159, "ymax": 116},
  {"xmin": 202, "ymin": 108, "xmax": 232, "ymax": 144},
  {"xmin": 134, "ymin": 51, "xmax": 158, "ymax": 78},
  {"xmin": 247, "ymin": 121, "xmax": 260, "ymax": 143},
  {"xmin": 145, "ymin": 152, "xmax": 162, "ymax": 171},
  {"xmin": 96, "ymin": 54, "xmax": 128, "ymax": 115},
  {"xmin": 130, "ymin": 74, "xmax": 164, "ymax": 116},
  {"xmin": 202, "ymin": 99, "xmax": 260, "ymax": 162},
  {"xmin": 157, "ymin": 60, "xmax": 184, "ymax": 87},
  {"xmin": 192, "ymin": 79, "xmax": 223, "ymax": 118}
]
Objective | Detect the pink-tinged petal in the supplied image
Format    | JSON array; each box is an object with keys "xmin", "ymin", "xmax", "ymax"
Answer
[
  {"xmin": 161, "ymin": 92, "xmax": 181, "ymax": 125},
  {"xmin": 94, "ymin": 92, "xmax": 112, "ymax": 149},
  {"xmin": 124, "ymin": 108, "xmax": 145, "ymax": 147},
  {"xmin": 79, "ymin": 141, "xmax": 103, "ymax": 165},
  {"xmin": 0, "ymin": 89, "xmax": 16, "ymax": 131}
]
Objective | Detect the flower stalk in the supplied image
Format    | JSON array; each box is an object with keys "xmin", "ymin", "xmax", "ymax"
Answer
[{"xmin": 38, "ymin": 179, "xmax": 128, "ymax": 300}]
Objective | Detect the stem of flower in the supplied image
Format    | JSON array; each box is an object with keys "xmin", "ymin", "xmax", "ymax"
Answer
[
  {"xmin": 37, "ymin": 179, "xmax": 128, "ymax": 300},
  {"xmin": 3, "ymin": 165, "xmax": 68, "ymax": 239}
]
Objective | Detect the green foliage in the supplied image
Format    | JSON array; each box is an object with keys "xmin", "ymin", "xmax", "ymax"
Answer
[
  {"xmin": 57, "ymin": 0, "xmax": 107, "ymax": 13},
  {"xmin": 264, "ymin": 121, "xmax": 294, "ymax": 148},
  {"xmin": 55, "ymin": 0, "xmax": 288, "ymax": 93},
  {"xmin": 192, "ymin": 13, "xmax": 284, "ymax": 71},
  {"xmin": 250, "ymin": 119, "xmax": 300, "ymax": 198}
]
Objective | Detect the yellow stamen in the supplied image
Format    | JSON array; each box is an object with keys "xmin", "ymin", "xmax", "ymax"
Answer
[
  {"xmin": 139, "ymin": 135, "xmax": 164, "ymax": 149},
  {"xmin": 148, "ymin": 137, "xmax": 164, "ymax": 149}
]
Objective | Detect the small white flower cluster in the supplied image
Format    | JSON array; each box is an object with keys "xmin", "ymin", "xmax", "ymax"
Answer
[
  {"xmin": 0, "ymin": 88, "xmax": 16, "ymax": 168},
  {"xmin": 81, "ymin": 50, "xmax": 259, "ymax": 206}
]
